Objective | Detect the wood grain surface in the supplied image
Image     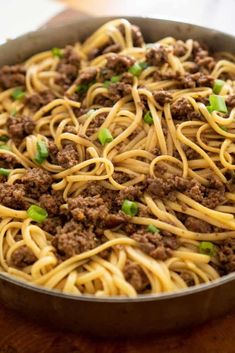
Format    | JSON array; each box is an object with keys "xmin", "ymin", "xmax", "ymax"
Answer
[{"xmin": 0, "ymin": 6, "xmax": 234, "ymax": 353}]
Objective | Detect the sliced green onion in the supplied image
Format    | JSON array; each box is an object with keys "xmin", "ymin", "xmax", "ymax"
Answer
[
  {"xmin": 98, "ymin": 128, "xmax": 113, "ymax": 145},
  {"xmin": 51, "ymin": 47, "xmax": 63, "ymax": 58},
  {"xmin": 199, "ymin": 241, "xmax": 215, "ymax": 256},
  {"xmin": 139, "ymin": 62, "xmax": 149, "ymax": 70},
  {"xmin": 147, "ymin": 224, "xmax": 160, "ymax": 233},
  {"xmin": 209, "ymin": 94, "xmax": 228, "ymax": 113},
  {"xmin": 34, "ymin": 140, "xmax": 48, "ymax": 164},
  {"xmin": 128, "ymin": 63, "xmax": 143, "ymax": 77},
  {"xmin": 206, "ymin": 105, "xmax": 213, "ymax": 113},
  {"xmin": 0, "ymin": 168, "xmax": 10, "ymax": 176},
  {"xmin": 76, "ymin": 83, "xmax": 90, "ymax": 94},
  {"xmin": 0, "ymin": 135, "xmax": 9, "ymax": 142},
  {"xmin": 111, "ymin": 75, "xmax": 121, "ymax": 83},
  {"xmin": 144, "ymin": 111, "xmax": 154, "ymax": 125},
  {"xmin": 11, "ymin": 88, "xmax": 25, "ymax": 101},
  {"xmin": 103, "ymin": 80, "xmax": 111, "ymax": 88},
  {"xmin": 121, "ymin": 199, "xmax": 138, "ymax": 216},
  {"xmin": 220, "ymin": 125, "xmax": 228, "ymax": 131},
  {"xmin": 0, "ymin": 145, "xmax": 10, "ymax": 151},
  {"xmin": 27, "ymin": 205, "xmax": 48, "ymax": 223},
  {"xmin": 213, "ymin": 79, "xmax": 225, "ymax": 94}
]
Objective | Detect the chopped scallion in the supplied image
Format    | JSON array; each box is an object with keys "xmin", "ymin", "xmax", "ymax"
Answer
[
  {"xmin": 139, "ymin": 62, "xmax": 149, "ymax": 70},
  {"xmin": 220, "ymin": 125, "xmax": 228, "ymax": 131},
  {"xmin": 98, "ymin": 128, "xmax": 113, "ymax": 145},
  {"xmin": 0, "ymin": 168, "xmax": 10, "ymax": 176},
  {"xmin": 0, "ymin": 135, "xmax": 9, "ymax": 142},
  {"xmin": 209, "ymin": 94, "xmax": 228, "ymax": 113},
  {"xmin": 199, "ymin": 241, "xmax": 215, "ymax": 256},
  {"xmin": 0, "ymin": 145, "xmax": 10, "ymax": 151},
  {"xmin": 121, "ymin": 199, "xmax": 138, "ymax": 216},
  {"xmin": 103, "ymin": 81, "xmax": 111, "ymax": 88},
  {"xmin": 147, "ymin": 224, "xmax": 159, "ymax": 233},
  {"xmin": 34, "ymin": 140, "xmax": 48, "ymax": 164},
  {"xmin": 111, "ymin": 75, "xmax": 121, "ymax": 83},
  {"xmin": 144, "ymin": 111, "xmax": 154, "ymax": 125},
  {"xmin": 51, "ymin": 47, "xmax": 63, "ymax": 58},
  {"xmin": 213, "ymin": 79, "xmax": 225, "ymax": 94},
  {"xmin": 11, "ymin": 88, "xmax": 25, "ymax": 101},
  {"xmin": 27, "ymin": 205, "xmax": 48, "ymax": 223},
  {"xmin": 128, "ymin": 63, "xmax": 143, "ymax": 77}
]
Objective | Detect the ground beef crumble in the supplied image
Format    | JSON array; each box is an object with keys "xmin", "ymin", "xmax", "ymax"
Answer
[
  {"xmin": 11, "ymin": 245, "xmax": 36, "ymax": 268},
  {"xmin": 131, "ymin": 230, "xmax": 179, "ymax": 260},
  {"xmin": 7, "ymin": 115, "xmax": 35, "ymax": 144},
  {"xmin": 123, "ymin": 260, "xmax": 149, "ymax": 292},
  {"xmin": 0, "ymin": 65, "xmax": 25, "ymax": 89},
  {"xmin": 218, "ymin": 238, "xmax": 235, "ymax": 274}
]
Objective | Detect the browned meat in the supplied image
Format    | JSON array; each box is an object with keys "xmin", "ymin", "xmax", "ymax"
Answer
[
  {"xmin": 124, "ymin": 260, "xmax": 149, "ymax": 292},
  {"xmin": 171, "ymin": 97, "xmax": 201, "ymax": 120},
  {"xmin": 180, "ymin": 271, "xmax": 195, "ymax": 286},
  {"xmin": 118, "ymin": 23, "xmax": 144, "ymax": 47},
  {"xmin": 146, "ymin": 174, "xmax": 224, "ymax": 208},
  {"xmin": 56, "ymin": 144, "xmax": 79, "ymax": 168},
  {"xmin": 25, "ymin": 89, "xmax": 56, "ymax": 112},
  {"xmin": 0, "ymin": 153, "xmax": 19, "ymax": 168},
  {"xmin": 117, "ymin": 185, "xmax": 142, "ymax": 204},
  {"xmin": 146, "ymin": 45, "xmax": 168, "ymax": 66},
  {"xmin": 39, "ymin": 191, "xmax": 64, "ymax": 215},
  {"xmin": 40, "ymin": 217, "xmax": 62, "ymax": 235},
  {"xmin": 184, "ymin": 216, "xmax": 212, "ymax": 233},
  {"xmin": 0, "ymin": 65, "xmax": 25, "ymax": 89},
  {"xmin": 201, "ymin": 175, "xmax": 225, "ymax": 208},
  {"xmin": 47, "ymin": 140, "xmax": 59, "ymax": 164},
  {"xmin": 106, "ymin": 54, "xmax": 135, "ymax": 74},
  {"xmin": 86, "ymin": 113, "xmax": 106, "ymax": 136},
  {"xmin": 184, "ymin": 146, "xmax": 200, "ymax": 160},
  {"xmin": 20, "ymin": 168, "xmax": 53, "ymax": 199},
  {"xmin": 173, "ymin": 40, "xmax": 187, "ymax": 57},
  {"xmin": 120, "ymin": 72, "xmax": 134, "ymax": 85},
  {"xmin": 76, "ymin": 67, "xmax": 97, "ymax": 85},
  {"xmin": 218, "ymin": 238, "xmax": 235, "ymax": 274},
  {"xmin": 112, "ymin": 171, "xmax": 131, "ymax": 184},
  {"xmin": 88, "ymin": 40, "xmax": 121, "ymax": 60},
  {"xmin": 52, "ymin": 220, "xmax": 97, "ymax": 258},
  {"xmin": 11, "ymin": 245, "xmax": 36, "ymax": 268},
  {"xmin": 7, "ymin": 115, "xmax": 35, "ymax": 144},
  {"xmin": 185, "ymin": 178, "xmax": 204, "ymax": 203},
  {"xmin": 152, "ymin": 90, "xmax": 173, "ymax": 105},
  {"xmin": 146, "ymin": 175, "xmax": 188, "ymax": 200},
  {"xmin": 55, "ymin": 45, "xmax": 80, "ymax": 90},
  {"xmin": 131, "ymin": 25, "xmax": 144, "ymax": 47},
  {"xmin": 108, "ymin": 82, "xmax": 132, "ymax": 102},
  {"xmin": 192, "ymin": 41, "xmax": 215, "ymax": 72},
  {"xmin": 132, "ymin": 230, "xmax": 179, "ymax": 260},
  {"xmin": 93, "ymin": 94, "xmax": 113, "ymax": 107},
  {"xmin": 68, "ymin": 194, "xmax": 127, "ymax": 229},
  {"xmin": 226, "ymin": 94, "xmax": 235, "ymax": 108},
  {"xmin": 0, "ymin": 183, "xmax": 27, "ymax": 209},
  {"xmin": 179, "ymin": 72, "xmax": 214, "ymax": 88},
  {"xmin": 102, "ymin": 43, "xmax": 121, "ymax": 54}
]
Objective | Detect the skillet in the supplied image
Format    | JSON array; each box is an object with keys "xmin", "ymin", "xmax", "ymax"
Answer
[{"xmin": 0, "ymin": 16, "xmax": 235, "ymax": 337}]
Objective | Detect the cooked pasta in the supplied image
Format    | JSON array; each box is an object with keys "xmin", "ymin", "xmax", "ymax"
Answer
[{"xmin": 0, "ymin": 18, "xmax": 235, "ymax": 297}]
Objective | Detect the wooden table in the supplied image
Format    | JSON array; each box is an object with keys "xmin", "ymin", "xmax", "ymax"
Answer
[{"xmin": 0, "ymin": 4, "xmax": 235, "ymax": 352}]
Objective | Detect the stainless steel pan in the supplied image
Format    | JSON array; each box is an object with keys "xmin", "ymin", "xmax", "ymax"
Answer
[{"xmin": 0, "ymin": 17, "xmax": 235, "ymax": 337}]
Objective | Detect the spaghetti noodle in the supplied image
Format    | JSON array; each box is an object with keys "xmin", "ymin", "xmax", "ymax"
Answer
[{"xmin": 0, "ymin": 19, "xmax": 235, "ymax": 297}]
